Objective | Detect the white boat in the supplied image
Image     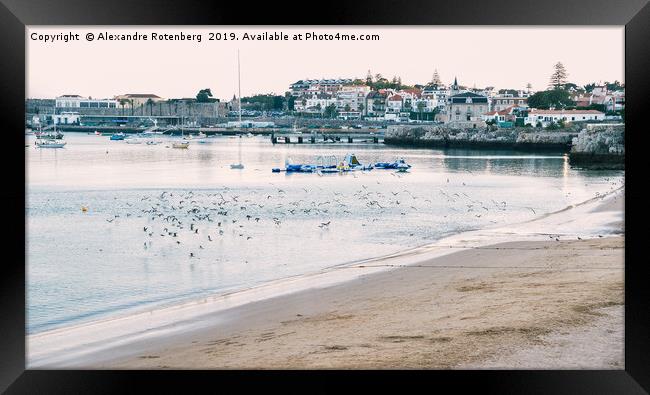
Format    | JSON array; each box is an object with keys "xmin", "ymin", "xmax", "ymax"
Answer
[
  {"xmin": 172, "ymin": 119, "xmax": 191, "ymax": 148},
  {"xmin": 125, "ymin": 138, "xmax": 143, "ymax": 144},
  {"xmin": 35, "ymin": 119, "xmax": 66, "ymax": 148},
  {"xmin": 36, "ymin": 139, "xmax": 66, "ymax": 148}
]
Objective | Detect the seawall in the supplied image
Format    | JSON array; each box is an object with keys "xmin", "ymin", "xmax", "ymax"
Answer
[{"xmin": 385, "ymin": 123, "xmax": 625, "ymax": 169}]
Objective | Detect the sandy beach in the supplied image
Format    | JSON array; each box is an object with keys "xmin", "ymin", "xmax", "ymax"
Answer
[
  {"xmin": 102, "ymin": 191, "xmax": 624, "ymax": 369},
  {"xmin": 109, "ymin": 236, "xmax": 623, "ymax": 369},
  {"xmin": 28, "ymin": 188, "xmax": 624, "ymax": 369}
]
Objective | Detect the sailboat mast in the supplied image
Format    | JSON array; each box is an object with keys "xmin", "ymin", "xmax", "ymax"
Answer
[{"xmin": 238, "ymin": 50, "xmax": 242, "ymax": 124}]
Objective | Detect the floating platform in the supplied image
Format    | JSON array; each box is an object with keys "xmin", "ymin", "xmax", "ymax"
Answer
[{"xmin": 272, "ymin": 154, "xmax": 410, "ymax": 173}]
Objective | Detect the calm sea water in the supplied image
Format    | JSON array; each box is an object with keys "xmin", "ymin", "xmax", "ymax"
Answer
[{"xmin": 26, "ymin": 133, "xmax": 624, "ymax": 334}]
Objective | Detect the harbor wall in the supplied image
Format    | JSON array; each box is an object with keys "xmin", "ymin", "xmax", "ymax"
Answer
[{"xmin": 384, "ymin": 124, "xmax": 580, "ymax": 151}]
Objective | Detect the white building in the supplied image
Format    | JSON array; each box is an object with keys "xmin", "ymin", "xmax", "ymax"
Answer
[
  {"xmin": 289, "ymin": 79, "xmax": 354, "ymax": 97},
  {"xmin": 386, "ymin": 93, "xmax": 404, "ymax": 113},
  {"xmin": 305, "ymin": 94, "xmax": 336, "ymax": 113},
  {"xmin": 336, "ymin": 85, "xmax": 371, "ymax": 112},
  {"xmin": 490, "ymin": 94, "xmax": 528, "ymax": 112},
  {"xmin": 55, "ymin": 95, "xmax": 118, "ymax": 109},
  {"xmin": 51, "ymin": 112, "xmax": 81, "ymax": 125},
  {"xmin": 421, "ymin": 84, "xmax": 449, "ymax": 109},
  {"xmin": 525, "ymin": 109, "xmax": 605, "ymax": 127}
]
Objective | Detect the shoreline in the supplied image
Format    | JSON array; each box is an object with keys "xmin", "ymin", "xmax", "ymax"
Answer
[{"xmin": 27, "ymin": 188, "xmax": 624, "ymax": 368}]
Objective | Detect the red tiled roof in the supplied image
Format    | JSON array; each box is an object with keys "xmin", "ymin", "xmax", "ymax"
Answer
[
  {"xmin": 529, "ymin": 109, "xmax": 604, "ymax": 115},
  {"xmin": 485, "ymin": 106, "xmax": 515, "ymax": 116}
]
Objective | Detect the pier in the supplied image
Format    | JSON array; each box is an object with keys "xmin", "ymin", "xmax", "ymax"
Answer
[
  {"xmin": 49, "ymin": 124, "xmax": 384, "ymax": 144},
  {"xmin": 270, "ymin": 132, "xmax": 382, "ymax": 145}
]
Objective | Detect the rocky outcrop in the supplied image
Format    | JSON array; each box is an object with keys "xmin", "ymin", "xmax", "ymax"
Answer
[
  {"xmin": 384, "ymin": 124, "xmax": 580, "ymax": 151},
  {"xmin": 569, "ymin": 124, "xmax": 624, "ymax": 169},
  {"xmin": 385, "ymin": 123, "xmax": 625, "ymax": 170}
]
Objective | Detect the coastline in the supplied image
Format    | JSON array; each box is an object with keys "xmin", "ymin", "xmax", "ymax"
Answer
[{"xmin": 27, "ymin": 188, "xmax": 624, "ymax": 368}]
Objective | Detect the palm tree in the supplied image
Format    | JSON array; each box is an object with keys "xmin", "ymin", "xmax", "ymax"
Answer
[
  {"xmin": 119, "ymin": 99, "xmax": 128, "ymax": 116},
  {"xmin": 146, "ymin": 99, "xmax": 154, "ymax": 116},
  {"xmin": 417, "ymin": 101, "xmax": 426, "ymax": 121}
]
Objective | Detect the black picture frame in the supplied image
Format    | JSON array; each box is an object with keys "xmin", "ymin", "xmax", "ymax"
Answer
[{"xmin": 2, "ymin": 0, "xmax": 649, "ymax": 393}]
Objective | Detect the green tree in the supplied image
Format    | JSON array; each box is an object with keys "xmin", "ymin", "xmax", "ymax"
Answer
[
  {"xmin": 324, "ymin": 104, "xmax": 338, "ymax": 119},
  {"xmin": 416, "ymin": 101, "xmax": 426, "ymax": 120},
  {"xmin": 118, "ymin": 99, "xmax": 128, "ymax": 116},
  {"xmin": 584, "ymin": 83, "xmax": 597, "ymax": 93},
  {"xmin": 146, "ymin": 98, "xmax": 154, "ymax": 116},
  {"xmin": 548, "ymin": 62, "xmax": 569, "ymax": 90},
  {"xmin": 287, "ymin": 96, "xmax": 296, "ymax": 111},
  {"xmin": 528, "ymin": 89, "xmax": 575, "ymax": 109},
  {"xmin": 196, "ymin": 88, "xmax": 214, "ymax": 103},
  {"xmin": 605, "ymin": 80, "xmax": 624, "ymax": 91}
]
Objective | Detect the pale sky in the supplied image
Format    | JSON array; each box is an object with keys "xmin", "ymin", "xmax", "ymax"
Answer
[{"xmin": 26, "ymin": 26, "xmax": 624, "ymax": 100}]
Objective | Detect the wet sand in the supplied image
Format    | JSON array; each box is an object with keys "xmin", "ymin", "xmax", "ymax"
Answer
[{"xmin": 108, "ymin": 234, "xmax": 624, "ymax": 369}]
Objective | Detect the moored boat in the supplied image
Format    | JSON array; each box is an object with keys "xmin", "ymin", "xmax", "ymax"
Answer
[{"xmin": 35, "ymin": 139, "xmax": 66, "ymax": 148}]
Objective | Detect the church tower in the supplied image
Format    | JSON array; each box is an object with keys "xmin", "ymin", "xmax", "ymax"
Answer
[{"xmin": 451, "ymin": 77, "xmax": 460, "ymax": 95}]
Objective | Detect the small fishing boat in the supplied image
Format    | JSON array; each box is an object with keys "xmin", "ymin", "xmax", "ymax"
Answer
[
  {"xmin": 110, "ymin": 132, "xmax": 126, "ymax": 141},
  {"xmin": 125, "ymin": 138, "xmax": 143, "ymax": 144},
  {"xmin": 175, "ymin": 117, "xmax": 191, "ymax": 148},
  {"xmin": 374, "ymin": 158, "xmax": 411, "ymax": 170},
  {"xmin": 35, "ymin": 139, "xmax": 66, "ymax": 148}
]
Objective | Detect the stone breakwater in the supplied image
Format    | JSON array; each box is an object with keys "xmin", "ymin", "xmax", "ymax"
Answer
[
  {"xmin": 385, "ymin": 123, "xmax": 625, "ymax": 169},
  {"xmin": 569, "ymin": 124, "xmax": 625, "ymax": 170},
  {"xmin": 384, "ymin": 125, "xmax": 580, "ymax": 151}
]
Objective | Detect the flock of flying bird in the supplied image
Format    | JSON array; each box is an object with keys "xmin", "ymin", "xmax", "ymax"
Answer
[{"xmin": 98, "ymin": 173, "xmax": 624, "ymax": 260}]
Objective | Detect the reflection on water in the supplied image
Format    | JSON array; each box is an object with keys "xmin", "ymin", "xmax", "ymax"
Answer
[{"xmin": 26, "ymin": 133, "xmax": 624, "ymax": 333}]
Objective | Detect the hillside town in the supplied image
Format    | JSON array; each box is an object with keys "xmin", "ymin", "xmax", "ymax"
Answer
[{"xmin": 25, "ymin": 63, "xmax": 624, "ymax": 131}]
